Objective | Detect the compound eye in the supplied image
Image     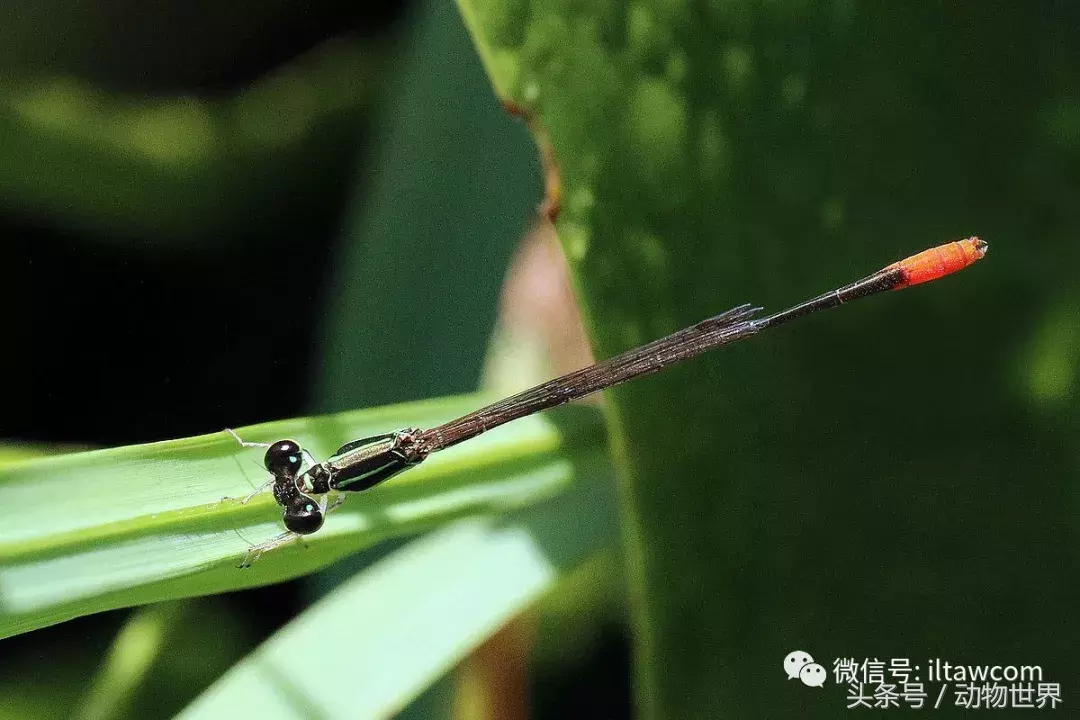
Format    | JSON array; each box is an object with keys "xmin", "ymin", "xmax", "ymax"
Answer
[
  {"xmin": 283, "ymin": 502, "xmax": 324, "ymax": 534},
  {"xmin": 264, "ymin": 440, "xmax": 303, "ymax": 477}
]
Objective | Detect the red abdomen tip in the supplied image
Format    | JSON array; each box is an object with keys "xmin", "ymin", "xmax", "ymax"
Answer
[{"xmin": 893, "ymin": 236, "xmax": 987, "ymax": 289}]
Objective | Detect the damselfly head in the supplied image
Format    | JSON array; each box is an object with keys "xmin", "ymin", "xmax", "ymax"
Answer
[
  {"xmin": 283, "ymin": 497, "xmax": 324, "ymax": 534},
  {"xmin": 264, "ymin": 439, "xmax": 303, "ymax": 477}
]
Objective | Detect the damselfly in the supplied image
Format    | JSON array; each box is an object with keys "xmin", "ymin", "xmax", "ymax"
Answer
[{"xmin": 230, "ymin": 237, "xmax": 987, "ymax": 566}]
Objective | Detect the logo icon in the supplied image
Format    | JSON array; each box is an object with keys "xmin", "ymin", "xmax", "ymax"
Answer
[
  {"xmin": 800, "ymin": 662, "xmax": 827, "ymax": 687},
  {"xmin": 785, "ymin": 651, "xmax": 826, "ymax": 687},
  {"xmin": 784, "ymin": 650, "xmax": 814, "ymax": 680}
]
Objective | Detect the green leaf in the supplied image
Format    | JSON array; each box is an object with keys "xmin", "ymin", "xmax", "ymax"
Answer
[
  {"xmin": 176, "ymin": 447, "xmax": 618, "ymax": 719},
  {"xmin": 0, "ymin": 397, "xmax": 605, "ymax": 640},
  {"xmin": 74, "ymin": 602, "xmax": 188, "ymax": 720},
  {"xmin": 456, "ymin": 2, "xmax": 1076, "ymax": 719},
  {"xmin": 315, "ymin": 0, "xmax": 540, "ymax": 414}
]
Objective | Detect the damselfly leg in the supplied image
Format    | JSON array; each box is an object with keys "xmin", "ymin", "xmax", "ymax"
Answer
[{"xmin": 238, "ymin": 531, "xmax": 300, "ymax": 569}]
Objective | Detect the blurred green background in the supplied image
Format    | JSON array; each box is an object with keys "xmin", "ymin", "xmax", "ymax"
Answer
[{"xmin": 1, "ymin": 0, "xmax": 1078, "ymax": 718}]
